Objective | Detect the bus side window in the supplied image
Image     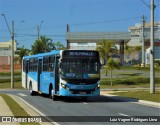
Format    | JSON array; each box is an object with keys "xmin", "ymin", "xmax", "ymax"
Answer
[
  {"xmin": 34, "ymin": 58, "xmax": 38, "ymax": 71},
  {"xmin": 48, "ymin": 56, "xmax": 54, "ymax": 71},
  {"xmin": 43, "ymin": 56, "xmax": 50, "ymax": 71},
  {"xmin": 23, "ymin": 59, "xmax": 26, "ymax": 72}
]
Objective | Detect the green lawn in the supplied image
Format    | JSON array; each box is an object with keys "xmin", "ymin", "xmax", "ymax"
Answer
[
  {"xmin": 101, "ymin": 84, "xmax": 160, "ymax": 89},
  {"xmin": 0, "ymin": 71, "xmax": 21, "ymax": 75},
  {"xmin": 112, "ymin": 90, "xmax": 160, "ymax": 103},
  {"xmin": 0, "ymin": 81, "xmax": 24, "ymax": 89}
]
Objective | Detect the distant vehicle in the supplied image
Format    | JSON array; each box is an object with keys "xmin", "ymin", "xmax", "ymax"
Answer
[{"xmin": 22, "ymin": 50, "xmax": 101, "ymax": 100}]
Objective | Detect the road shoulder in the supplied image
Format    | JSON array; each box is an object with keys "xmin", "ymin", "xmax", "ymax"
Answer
[{"xmin": 101, "ymin": 91, "xmax": 160, "ymax": 108}]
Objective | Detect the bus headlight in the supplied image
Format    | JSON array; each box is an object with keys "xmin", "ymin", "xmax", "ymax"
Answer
[
  {"xmin": 61, "ymin": 83, "xmax": 70, "ymax": 91},
  {"xmin": 97, "ymin": 84, "xmax": 100, "ymax": 88},
  {"xmin": 95, "ymin": 84, "xmax": 100, "ymax": 90},
  {"xmin": 61, "ymin": 83, "xmax": 66, "ymax": 88}
]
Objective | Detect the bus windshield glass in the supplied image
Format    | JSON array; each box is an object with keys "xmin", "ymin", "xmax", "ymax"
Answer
[{"xmin": 61, "ymin": 58, "xmax": 100, "ymax": 79}]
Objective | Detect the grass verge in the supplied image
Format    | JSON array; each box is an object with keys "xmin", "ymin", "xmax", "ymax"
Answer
[
  {"xmin": 0, "ymin": 77, "xmax": 21, "ymax": 83},
  {"xmin": 112, "ymin": 90, "xmax": 160, "ymax": 103},
  {"xmin": 0, "ymin": 94, "xmax": 39, "ymax": 125},
  {"xmin": 0, "ymin": 81, "xmax": 24, "ymax": 89},
  {"xmin": 0, "ymin": 71, "xmax": 21, "ymax": 76},
  {"xmin": 101, "ymin": 83, "xmax": 160, "ymax": 89},
  {"xmin": 100, "ymin": 77, "xmax": 160, "ymax": 85}
]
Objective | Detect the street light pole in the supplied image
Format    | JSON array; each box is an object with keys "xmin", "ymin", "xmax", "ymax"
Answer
[
  {"xmin": 11, "ymin": 21, "xmax": 14, "ymax": 89},
  {"xmin": 141, "ymin": 15, "xmax": 146, "ymax": 67},
  {"xmin": 1, "ymin": 14, "xmax": 14, "ymax": 89},
  {"xmin": 37, "ymin": 21, "xmax": 43, "ymax": 39},
  {"xmin": 1, "ymin": 14, "xmax": 11, "ymax": 35},
  {"xmin": 150, "ymin": 0, "xmax": 155, "ymax": 94}
]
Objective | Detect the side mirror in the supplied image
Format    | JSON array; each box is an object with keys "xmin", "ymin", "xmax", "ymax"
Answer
[
  {"xmin": 58, "ymin": 62, "xmax": 61, "ymax": 68},
  {"xmin": 59, "ymin": 69, "xmax": 61, "ymax": 74},
  {"xmin": 99, "ymin": 63, "xmax": 102, "ymax": 69}
]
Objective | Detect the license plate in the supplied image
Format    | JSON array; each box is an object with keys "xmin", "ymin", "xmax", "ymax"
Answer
[{"xmin": 79, "ymin": 91, "xmax": 86, "ymax": 94}]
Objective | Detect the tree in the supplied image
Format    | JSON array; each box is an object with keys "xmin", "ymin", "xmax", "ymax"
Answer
[
  {"xmin": 106, "ymin": 58, "xmax": 120, "ymax": 86},
  {"xmin": 96, "ymin": 40, "xmax": 117, "ymax": 65},
  {"xmin": 31, "ymin": 36, "xmax": 55, "ymax": 54},
  {"xmin": 14, "ymin": 56, "xmax": 19, "ymax": 64},
  {"xmin": 19, "ymin": 46, "xmax": 29, "ymax": 65},
  {"xmin": 54, "ymin": 41, "xmax": 65, "ymax": 50},
  {"xmin": 31, "ymin": 39, "xmax": 46, "ymax": 54},
  {"xmin": 40, "ymin": 36, "xmax": 55, "ymax": 52}
]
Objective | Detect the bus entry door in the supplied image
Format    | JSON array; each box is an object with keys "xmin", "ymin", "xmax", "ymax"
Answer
[
  {"xmin": 25, "ymin": 60, "xmax": 29, "ymax": 88},
  {"xmin": 38, "ymin": 59, "xmax": 42, "ymax": 91},
  {"xmin": 55, "ymin": 56, "xmax": 60, "ymax": 94}
]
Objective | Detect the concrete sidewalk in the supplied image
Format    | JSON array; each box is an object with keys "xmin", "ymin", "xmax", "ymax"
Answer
[
  {"xmin": 0, "ymin": 96, "xmax": 19, "ymax": 125},
  {"xmin": 0, "ymin": 95, "xmax": 52, "ymax": 125}
]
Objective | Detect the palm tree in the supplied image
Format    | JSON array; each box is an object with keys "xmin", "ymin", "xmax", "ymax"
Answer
[
  {"xmin": 96, "ymin": 40, "xmax": 117, "ymax": 65},
  {"xmin": 31, "ymin": 39, "xmax": 46, "ymax": 54},
  {"xmin": 19, "ymin": 46, "xmax": 29, "ymax": 66},
  {"xmin": 31, "ymin": 36, "xmax": 55, "ymax": 54},
  {"xmin": 106, "ymin": 58, "xmax": 120, "ymax": 86},
  {"xmin": 40, "ymin": 36, "xmax": 55, "ymax": 52},
  {"xmin": 54, "ymin": 41, "xmax": 65, "ymax": 50}
]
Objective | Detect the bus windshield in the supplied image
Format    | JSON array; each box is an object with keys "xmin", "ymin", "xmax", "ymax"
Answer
[{"xmin": 61, "ymin": 58, "xmax": 100, "ymax": 80}]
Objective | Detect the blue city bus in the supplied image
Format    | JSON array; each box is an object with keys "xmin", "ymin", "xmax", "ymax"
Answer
[{"xmin": 22, "ymin": 50, "xmax": 101, "ymax": 100}]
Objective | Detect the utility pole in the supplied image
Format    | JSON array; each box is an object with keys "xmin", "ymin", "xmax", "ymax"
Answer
[
  {"xmin": 37, "ymin": 25, "xmax": 40, "ymax": 39},
  {"xmin": 1, "ymin": 14, "xmax": 14, "ymax": 89},
  {"xmin": 11, "ymin": 21, "xmax": 14, "ymax": 89},
  {"xmin": 141, "ymin": 15, "xmax": 146, "ymax": 67},
  {"xmin": 37, "ymin": 21, "xmax": 43, "ymax": 39},
  {"xmin": 150, "ymin": 0, "xmax": 155, "ymax": 94}
]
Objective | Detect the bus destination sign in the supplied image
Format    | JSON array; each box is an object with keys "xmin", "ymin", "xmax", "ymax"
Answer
[
  {"xmin": 63, "ymin": 50, "xmax": 98, "ymax": 57},
  {"xmin": 69, "ymin": 52, "xmax": 94, "ymax": 56}
]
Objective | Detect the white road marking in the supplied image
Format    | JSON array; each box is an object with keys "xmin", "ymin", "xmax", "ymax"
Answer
[
  {"xmin": 18, "ymin": 93, "xmax": 27, "ymax": 96},
  {"xmin": 83, "ymin": 102, "xmax": 88, "ymax": 104},
  {"xmin": 118, "ymin": 113, "xmax": 130, "ymax": 117},
  {"xmin": 16, "ymin": 96, "xmax": 60, "ymax": 125}
]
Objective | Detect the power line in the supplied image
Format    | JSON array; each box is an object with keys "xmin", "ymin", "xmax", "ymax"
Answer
[
  {"xmin": 71, "ymin": 17, "xmax": 141, "ymax": 26},
  {"xmin": 140, "ymin": 0, "xmax": 150, "ymax": 8},
  {"xmin": 16, "ymin": 16, "xmax": 142, "ymax": 31},
  {"xmin": 0, "ymin": 16, "xmax": 157, "ymax": 33}
]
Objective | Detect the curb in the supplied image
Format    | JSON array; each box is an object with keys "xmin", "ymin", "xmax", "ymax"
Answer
[
  {"xmin": 9, "ymin": 95, "xmax": 57, "ymax": 125},
  {"xmin": 105, "ymin": 93, "xmax": 160, "ymax": 108},
  {"xmin": 101, "ymin": 88, "xmax": 160, "ymax": 91}
]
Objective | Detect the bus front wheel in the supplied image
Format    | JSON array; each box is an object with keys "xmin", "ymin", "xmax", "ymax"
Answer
[
  {"xmin": 29, "ymin": 83, "xmax": 34, "ymax": 96},
  {"xmin": 49, "ymin": 86, "xmax": 56, "ymax": 101}
]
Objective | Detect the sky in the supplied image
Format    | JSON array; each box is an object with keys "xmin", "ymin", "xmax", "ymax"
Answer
[{"xmin": 0, "ymin": 0, "xmax": 160, "ymax": 49}]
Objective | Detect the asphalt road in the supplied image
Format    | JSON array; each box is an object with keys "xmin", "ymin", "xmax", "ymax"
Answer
[{"xmin": 0, "ymin": 89, "xmax": 159, "ymax": 125}]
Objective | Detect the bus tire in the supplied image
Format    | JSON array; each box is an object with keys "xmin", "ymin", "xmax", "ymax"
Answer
[
  {"xmin": 49, "ymin": 85, "xmax": 56, "ymax": 101},
  {"xmin": 52, "ymin": 95, "xmax": 56, "ymax": 101},
  {"xmin": 29, "ymin": 82, "xmax": 34, "ymax": 96},
  {"xmin": 81, "ymin": 97, "xmax": 88, "ymax": 101}
]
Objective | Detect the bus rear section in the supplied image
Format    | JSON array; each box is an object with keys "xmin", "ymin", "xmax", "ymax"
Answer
[{"xmin": 59, "ymin": 50, "xmax": 101, "ymax": 98}]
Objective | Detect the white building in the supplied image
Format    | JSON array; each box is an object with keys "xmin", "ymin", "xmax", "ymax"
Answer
[
  {"xmin": 128, "ymin": 22, "xmax": 160, "ymax": 46},
  {"xmin": 0, "ymin": 40, "xmax": 17, "ymax": 65}
]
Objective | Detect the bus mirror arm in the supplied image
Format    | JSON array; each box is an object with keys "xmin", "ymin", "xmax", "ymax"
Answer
[
  {"xmin": 100, "ymin": 63, "xmax": 102, "ymax": 69},
  {"xmin": 59, "ymin": 69, "xmax": 61, "ymax": 74}
]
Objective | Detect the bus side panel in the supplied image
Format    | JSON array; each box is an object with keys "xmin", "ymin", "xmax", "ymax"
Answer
[
  {"xmin": 28, "ymin": 72, "xmax": 38, "ymax": 91},
  {"xmin": 40, "ymin": 72, "xmax": 54, "ymax": 94},
  {"xmin": 22, "ymin": 71, "xmax": 26, "ymax": 88}
]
